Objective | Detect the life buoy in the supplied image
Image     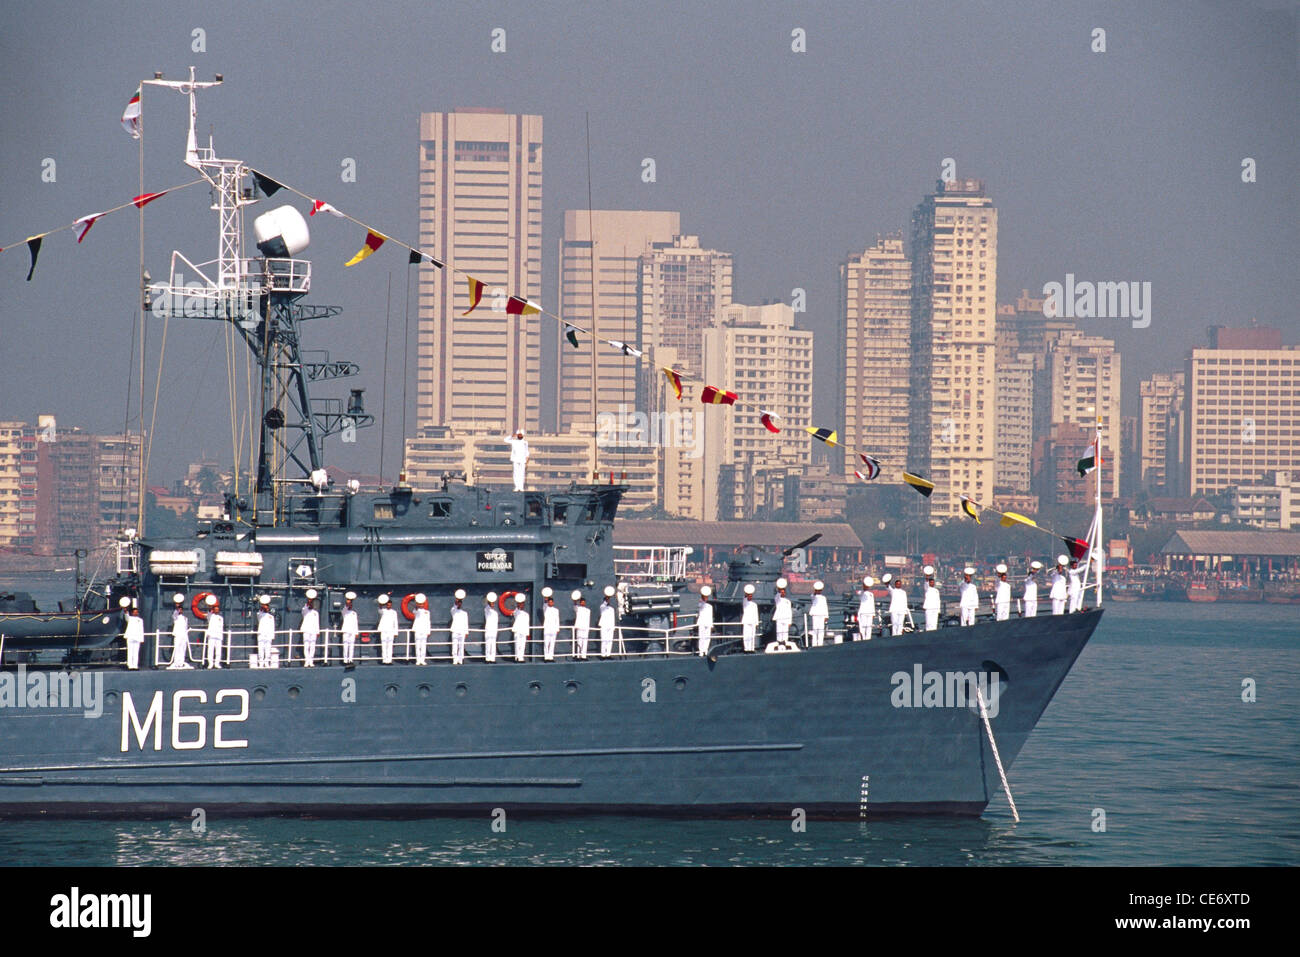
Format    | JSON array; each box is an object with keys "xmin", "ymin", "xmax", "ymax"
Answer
[
  {"xmin": 401, "ymin": 593, "xmax": 420, "ymax": 621},
  {"xmin": 498, "ymin": 590, "xmax": 519, "ymax": 615},
  {"xmin": 192, "ymin": 592, "xmax": 215, "ymax": 621}
]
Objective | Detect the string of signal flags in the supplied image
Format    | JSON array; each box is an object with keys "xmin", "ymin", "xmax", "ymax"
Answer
[{"xmin": 2, "ymin": 163, "xmax": 1095, "ymax": 553}]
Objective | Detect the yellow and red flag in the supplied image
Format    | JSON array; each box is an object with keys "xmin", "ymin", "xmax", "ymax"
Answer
[
  {"xmin": 344, "ymin": 229, "xmax": 386, "ymax": 267},
  {"xmin": 663, "ymin": 368, "xmax": 684, "ymax": 401},
  {"xmin": 700, "ymin": 385, "xmax": 738, "ymax": 405},
  {"xmin": 506, "ymin": 295, "xmax": 541, "ymax": 316},
  {"xmin": 462, "ymin": 276, "xmax": 485, "ymax": 314}
]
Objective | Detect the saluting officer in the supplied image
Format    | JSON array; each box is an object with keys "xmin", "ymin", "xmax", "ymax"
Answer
[
  {"xmin": 376, "ymin": 594, "xmax": 399, "ymax": 664},
  {"xmin": 741, "ymin": 584, "xmax": 759, "ymax": 652},
  {"xmin": 1023, "ymin": 562, "xmax": 1041, "ymax": 617},
  {"xmin": 168, "ymin": 593, "xmax": 193, "ymax": 670},
  {"xmin": 922, "ymin": 566, "xmax": 942, "ymax": 632},
  {"xmin": 772, "ymin": 578, "xmax": 793, "ymax": 646},
  {"xmin": 957, "ymin": 568, "xmax": 979, "ymax": 626},
  {"xmin": 1067, "ymin": 558, "xmax": 1084, "ymax": 612},
  {"xmin": 994, "ymin": 564, "xmax": 1012, "ymax": 621},
  {"xmin": 300, "ymin": 589, "xmax": 320, "ymax": 667},
  {"xmin": 256, "ymin": 595, "xmax": 276, "ymax": 668},
  {"xmin": 512, "ymin": 594, "xmax": 530, "ymax": 661},
  {"xmin": 483, "ymin": 592, "xmax": 500, "ymax": 662},
  {"xmin": 341, "ymin": 591, "xmax": 359, "ymax": 665},
  {"xmin": 449, "ymin": 590, "xmax": 469, "ymax": 664},
  {"xmin": 205, "ymin": 594, "xmax": 225, "ymax": 669},
  {"xmin": 507, "ymin": 429, "xmax": 529, "ymax": 492},
  {"xmin": 571, "ymin": 590, "xmax": 591, "ymax": 660},
  {"xmin": 412, "ymin": 593, "xmax": 433, "ymax": 665},
  {"xmin": 540, "ymin": 587, "xmax": 560, "ymax": 661},
  {"xmin": 857, "ymin": 577, "xmax": 876, "ymax": 641},
  {"xmin": 598, "ymin": 586, "xmax": 617, "ymax": 658},
  {"xmin": 121, "ymin": 597, "xmax": 144, "ymax": 670},
  {"xmin": 888, "ymin": 577, "xmax": 909, "ymax": 637},
  {"xmin": 696, "ymin": 585, "xmax": 714, "ymax": 656},
  {"xmin": 809, "ymin": 581, "xmax": 828, "ymax": 647},
  {"xmin": 1050, "ymin": 557, "xmax": 1069, "ymax": 615}
]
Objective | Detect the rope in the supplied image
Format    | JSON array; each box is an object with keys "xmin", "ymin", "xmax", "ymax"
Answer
[{"xmin": 975, "ymin": 682, "xmax": 1019, "ymax": 822}]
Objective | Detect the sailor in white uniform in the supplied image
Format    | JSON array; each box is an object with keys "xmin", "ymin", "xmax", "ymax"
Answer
[
  {"xmin": 340, "ymin": 591, "xmax": 359, "ymax": 664},
  {"xmin": 409, "ymin": 593, "xmax": 431, "ymax": 665},
  {"xmin": 959, "ymin": 568, "xmax": 979, "ymax": 627},
  {"xmin": 741, "ymin": 584, "xmax": 759, "ymax": 652},
  {"xmin": 888, "ymin": 577, "xmax": 909, "ymax": 636},
  {"xmin": 809, "ymin": 581, "xmax": 828, "ymax": 647},
  {"xmin": 512, "ymin": 594, "xmax": 530, "ymax": 661},
  {"xmin": 571, "ymin": 590, "xmax": 591, "ymax": 660},
  {"xmin": 483, "ymin": 592, "xmax": 500, "ymax": 662},
  {"xmin": 300, "ymin": 589, "xmax": 320, "ymax": 667},
  {"xmin": 772, "ymin": 577, "xmax": 793, "ymax": 646},
  {"xmin": 121, "ymin": 597, "xmax": 144, "ymax": 670},
  {"xmin": 255, "ymin": 595, "xmax": 276, "ymax": 668},
  {"xmin": 1067, "ymin": 558, "xmax": 1084, "ymax": 612},
  {"xmin": 376, "ymin": 594, "xmax": 399, "ymax": 664},
  {"xmin": 507, "ymin": 429, "xmax": 529, "ymax": 492},
  {"xmin": 857, "ymin": 576, "xmax": 876, "ymax": 641},
  {"xmin": 696, "ymin": 585, "xmax": 714, "ymax": 656},
  {"xmin": 449, "ymin": 590, "xmax": 469, "ymax": 664},
  {"xmin": 168, "ymin": 593, "xmax": 192, "ymax": 669},
  {"xmin": 1023, "ymin": 561, "xmax": 1041, "ymax": 617},
  {"xmin": 541, "ymin": 587, "xmax": 560, "ymax": 661},
  {"xmin": 922, "ymin": 566, "xmax": 942, "ymax": 631},
  {"xmin": 1050, "ymin": 556, "xmax": 1069, "ymax": 615},
  {"xmin": 204, "ymin": 594, "xmax": 225, "ymax": 669},
  {"xmin": 598, "ymin": 586, "xmax": 617, "ymax": 658},
  {"xmin": 994, "ymin": 564, "xmax": 1012, "ymax": 621}
]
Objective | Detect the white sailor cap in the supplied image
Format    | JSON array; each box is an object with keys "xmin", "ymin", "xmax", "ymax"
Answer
[
  {"xmin": 541, "ymin": 586, "xmax": 553, "ymax": 598},
  {"xmin": 862, "ymin": 576, "xmax": 874, "ymax": 588},
  {"xmin": 452, "ymin": 590, "xmax": 464, "ymax": 601},
  {"xmin": 1057, "ymin": 555, "xmax": 1069, "ymax": 566},
  {"xmin": 699, "ymin": 585, "xmax": 712, "ymax": 597},
  {"xmin": 996, "ymin": 563, "xmax": 1008, "ymax": 575},
  {"xmin": 118, "ymin": 596, "xmax": 132, "ymax": 609},
  {"xmin": 345, "ymin": 591, "xmax": 357, "ymax": 601},
  {"xmin": 485, "ymin": 591, "xmax": 498, "ymax": 603},
  {"xmin": 173, "ymin": 592, "xmax": 185, "ymax": 604},
  {"xmin": 376, "ymin": 593, "xmax": 390, "ymax": 604},
  {"xmin": 775, "ymin": 577, "xmax": 788, "ymax": 589},
  {"xmin": 259, "ymin": 594, "xmax": 272, "ymax": 604},
  {"xmin": 1030, "ymin": 561, "xmax": 1043, "ymax": 571},
  {"xmin": 743, "ymin": 584, "xmax": 755, "ymax": 595},
  {"xmin": 604, "ymin": 585, "xmax": 615, "ymax": 597},
  {"xmin": 205, "ymin": 594, "xmax": 219, "ymax": 607},
  {"xmin": 923, "ymin": 565, "xmax": 935, "ymax": 577},
  {"xmin": 514, "ymin": 593, "xmax": 526, "ymax": 605},
  {"xmin": 813, "ymin": 580, "xmax": 824, "ymax": 591},
  {"xmin": 305, "ymin": 588, "xmax": 318, "ymax": 600},
  {"xmin": 881, "ymin": 573, "xmax": 893, "ymax": 584},
  {"xmin": 963, "ymin": 567, "xmax": 975, "ymax": 576},
  {"xmin": 570, "ymin": 590, "xmax": 582, "ymax": 601}
]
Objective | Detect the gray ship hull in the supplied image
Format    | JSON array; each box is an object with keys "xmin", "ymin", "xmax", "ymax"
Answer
[{"xmin": 0, "ymin": 610, "xmax": 1100, "ymax": 818}]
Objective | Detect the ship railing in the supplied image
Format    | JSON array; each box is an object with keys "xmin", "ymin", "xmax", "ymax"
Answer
[{"xmin": 613, "ymin": 546, "xmax": 692, "ymax": 583}]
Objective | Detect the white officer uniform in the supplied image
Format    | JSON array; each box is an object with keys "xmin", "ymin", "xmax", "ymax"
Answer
[
  {"xmin": 412, "ymin": 595, "xmax": 433, "ymax": 665},
  {"xmin": 571, "ymin": 591, "xmax": 591, "ymax": 659},
  {"xmin": 512, "ymin": 599, "xmax": 530, "ymax": 661},
  {"xmin": 541, "ymin": 588, "xmax": 560, "ymax": 661},
  {"xmin": 696, "ymin": 587, "xmax": 714, "ymax": 656},
  {"xmin": 483, "ymin": 594, "xmax": 499, "ymax": 662},
  {"xmin": 168, "ymin": 596, "xmax": 192, "ymax": 669},
  {"xmin": 809, "ymin": 582, "xmax": 828, "ymax": 646},
  {"xmin": 1050, "ymin": 559, "xmax": 1069, "ymax": 615},
  {"xmin": 922, "ymin": 566, "xmax": 941, "ymax": 631},
  {"xmin": 888, "ymin": 581, "xmax": 909, "ymax": 636},
  {"xmin": 599, "ymin": 588, "xmax": 617, "ymax": 657},
  {"xmin": 377, "ymin": 596, "xmax": 399, "ymax": 664},
  {"xmin": 1023, "ymin": 563, "xmax": 1040, "ymax": 618},
  {"xmin": 121, "ymin": 599, "xmax": 144, "ymax": 670},
  {"xmin": 959, "ymin": 570, "xmax": 979, "ymax": 627},
  {"xmin": 205, "ymin": 599, "xmax": 225, "ymax": 669},
  {"xmin": 772, "ymin": 578, "xmax": 793, "ymax": 645},
  {"xmin": 507, "ymin": 431, "xmax": 529, "ymax": 492},
  {"xmin": 300, "ymin": 592, "xmax": 320, "ymax": 667},
  {"xmin": 741, "ymin": 587, "xmax": 759, "ymax": 652},
  {"xmin": 341, "ymin": 594, "xmax": 359, "ymax": 664},
  {"xmin": 449, "ymin": 591, "xmax": 469, "ymax": 664},
  {"xmin": 1067, "ymin": 562, "xmax": 1083, "ymax": 612},
  {"xmin": 994, "ymin": 565, "xmax": 1012, "ymax": 621},
  {"xmin": 857, "ymin": 578, "xmax": 876, "ymax": 641},
  {"xmin": 256, "ymin": 599, "xmax": 276, "ymax": 668}
]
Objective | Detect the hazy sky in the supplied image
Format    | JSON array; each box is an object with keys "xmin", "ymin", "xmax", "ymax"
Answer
[{"xmin": 1, "ymin": 0, "xmax": 1296, "ymax": 483}]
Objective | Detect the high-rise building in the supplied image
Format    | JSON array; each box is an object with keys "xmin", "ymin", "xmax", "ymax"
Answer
[
  {"xmin": 994, "ymin": 356, "xmax": 1035, "ymax": 494},
  {"xmin": 701, "ymin": 303, "xmax": 814, "ymax": 520},
  {"xmin": 416, "ymin": 109, "xmax": 543, "ymax": 434},
  {"xmin": 1045, "ymin": 331, "xmax": 1122, "ymax": 500},
  {"xmin": 0, "ymin": 422, "xmax": 22, "ymax": 550},
  {"xmin": 555, "ymin": 210, "xmax": 681, "ymax": 435},
  {"xmin": 1182, "ymin": 327, "xmax": 1300, "ymax": 496},
  {"xmin": 840, "ymin": 237, "xmax": 912, "ymax": 481},
  {"xmin": 639, "ymin": 234, "xmax": 734, "ymax": 385},
  {"xmin": 908, "ymin": 179, "xmax": 998, "ymax": 521},
  {"xmin": 1139, "ymin": 371, "xmax": 1185, "ymax": 492},
  {"xmin": 995, "ymin": 291, "xmax": 1078, "ymax": 441}
]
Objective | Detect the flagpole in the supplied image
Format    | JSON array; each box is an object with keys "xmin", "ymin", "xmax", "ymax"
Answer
[
  {"xmin": 136, "ymin": 85, "xmax": 147, "ymax": 535},
  {"xmin": 1095, "ymin": 413, "xmax": 1104, "ymax": 606}
]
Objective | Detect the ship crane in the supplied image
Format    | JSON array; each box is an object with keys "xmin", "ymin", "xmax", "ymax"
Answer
[{"xmin": 144, "ymin": 67, "xmax": 373, "ymax": 525}]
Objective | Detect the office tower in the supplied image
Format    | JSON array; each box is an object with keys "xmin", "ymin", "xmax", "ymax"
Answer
[
  {"xmin": 1139, "ymin": 371, "xmax": 1185, "ymax": 492},
  {"xmin": 1046, "ymin": 331, "xmax": 1122, "ymax": 500}
]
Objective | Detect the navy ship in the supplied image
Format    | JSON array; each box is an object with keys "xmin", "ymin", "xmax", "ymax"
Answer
[{"xmin": 0, "ymin": 71, "xmax": 1104, "ymax": 819}]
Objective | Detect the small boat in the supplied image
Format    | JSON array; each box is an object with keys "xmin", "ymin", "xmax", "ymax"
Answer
[{"xmin": 0, "ymin": 591, "xmax": 120, "ymax": 653}]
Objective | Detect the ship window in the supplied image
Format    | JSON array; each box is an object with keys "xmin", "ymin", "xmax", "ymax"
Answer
[
  {"xmin": 429, "ymin": 500, "xmax": 451, "ymax": 518},
  {"xmin": 525, "ymin": 496, "xmax": 545, "ymax": 523},
  {"xmin": 373, "ymin": 502, "xmax": 395, "ymax": 520},
  {"xmin": 556, "ymin": 563, "xmax": 587, "ymax": 579}
]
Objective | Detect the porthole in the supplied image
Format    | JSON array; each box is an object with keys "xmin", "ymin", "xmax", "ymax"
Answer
[
  {"xmin": 528, "ymin": 681, "xmax": 541, "ymax": 695},
  {"xmin": 105, "ymin": 691, "xmax": 118, "ymax": 707},
  {"xmin": 673, "ymin": 676, "xmax": 687, "ymax": 691},
  {"xmin": 418, "ymin": 684, "xmax": 432, "ymax": 698},
  {"xmin": 253, "ymin": 686, "xmax": 267, "ymax": 702},
  {"xmin": 287, "ymin": 685, "xmax": 301, "ymax": 699},
  {"xmin": 455, "ymin": 682, "xmax": 468, "ymax": 698},
  {"xmin": 385, "ymin": 684, "xmax": 399, "ymax": 699},
  {"xmin": 565, "ymin": 679, "xmax": 579, "ymax": 694}
]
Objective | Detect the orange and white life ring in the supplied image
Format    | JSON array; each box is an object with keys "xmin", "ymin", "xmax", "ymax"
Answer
[
  {"xmin": 192, "ymin": 591, "xmax": 215, "ymax": 620},
  {"xmin": 498, "ymin": 590, "xmax": 520, "ymax": 615},
  {"xmin": 400, "ymin": 592, "xmax": 420, "ymax": 621}
]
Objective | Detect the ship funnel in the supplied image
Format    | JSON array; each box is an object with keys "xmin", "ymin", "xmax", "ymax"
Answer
[{"xmin": 253, "ymin": 205, "xmax": 310, "ymax": 257}]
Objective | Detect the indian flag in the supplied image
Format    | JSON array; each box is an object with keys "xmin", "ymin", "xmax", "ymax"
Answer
[
  {"xmin": 121, "ymin": 85, "xmax": 141, "ymax": 139},
  {"xmin": 1076, "ymin": 438, "xmax": 1102, "ymax": 477}
]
